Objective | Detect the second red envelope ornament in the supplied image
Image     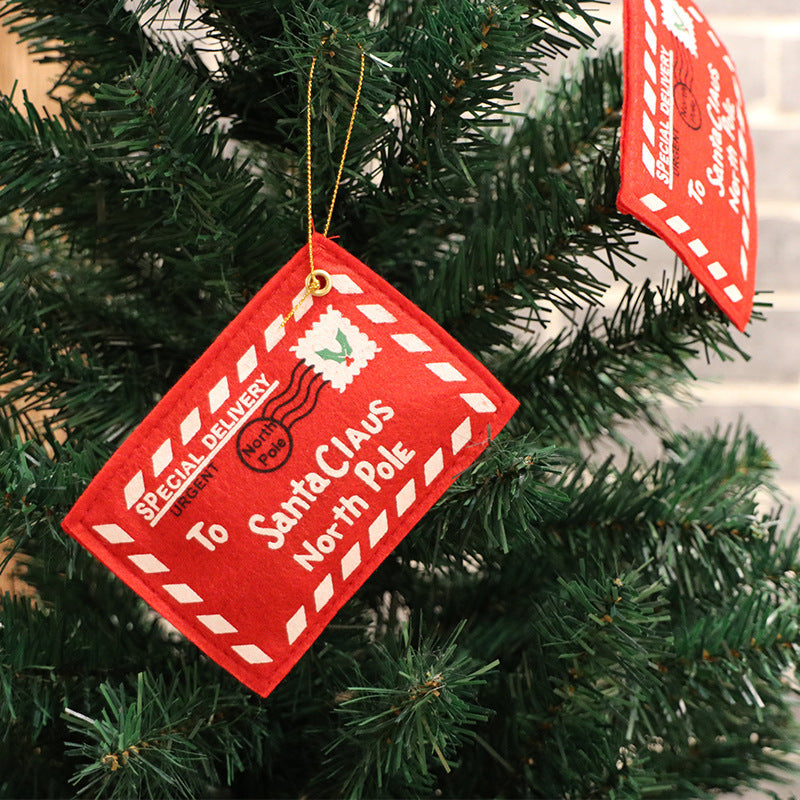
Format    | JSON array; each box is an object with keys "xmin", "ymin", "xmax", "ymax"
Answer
[
  {"xmin": 618, "ymin": 0, "xmax": 757, "ymax": 330},
  {"xmin": 62, "ymin": 234, "xmax": 519, "ymax": 697}
]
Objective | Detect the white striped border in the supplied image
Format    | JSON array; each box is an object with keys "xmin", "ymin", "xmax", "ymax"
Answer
[
  {"xmin": 637, "ymin": 191, "xmax": 751, "ymax": 304},
  {"xmin": 118, "ymin": 548, "xmax": 275, "ymax": 665},
  {"xmin": 93, "ymin": 523, "xmax": 134, "ymax": 544},
  {"xmin": 639, "ymin": 11, "xmax": 659, "ymax": 180},
  {"xmin": 687, "ymin": 5, "xmax": 703, "ymax": 23},
  {"xmin": 94, "ymin": 540, "xmax": 274, "ymax": 667}
]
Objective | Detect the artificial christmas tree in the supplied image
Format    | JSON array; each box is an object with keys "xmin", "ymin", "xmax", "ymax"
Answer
[{"xmin": 1, "ymin": 1, "xmax": 798, "ymax": 798}]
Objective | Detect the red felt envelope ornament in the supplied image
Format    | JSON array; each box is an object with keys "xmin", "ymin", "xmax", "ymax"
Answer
[
  {"xmin": 618, "ymin": 0, "xmax": 757, "ymax": 330},
  {"xmin": 62, "ymin": 234, "xmax": 519, "ymax": 697}
]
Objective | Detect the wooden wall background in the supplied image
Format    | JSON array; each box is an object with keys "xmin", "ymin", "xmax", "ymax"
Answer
[
  {"xmin": 0, "ymin": 27, "xmax": 57, "ymax": 598},
  {"xmin": 0, "ymin": 25, "xmax": 60, "ymax": 110}
]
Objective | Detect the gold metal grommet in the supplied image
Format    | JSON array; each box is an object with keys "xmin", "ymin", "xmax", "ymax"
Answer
[{"xmin": 305, "ymin": 269, "xmax": 333, "ymax": 296}]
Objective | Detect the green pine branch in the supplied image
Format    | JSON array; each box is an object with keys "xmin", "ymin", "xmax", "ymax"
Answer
[
  {"xmin": 407, "ymin": 49, "xmax": 628, "ymax": 349},
  {"xmin": 63, "ymin": 670, "xmax": 270, "ymax": 800},
  {"xmin": 1, "ymin": 1, "xmax": 798, "ymax": 798},
  {"xmin": 323, "ymin": 621, "xmax": 498, "ymax": 798},
  {"xmin": 491, "ymin": 275, "xmax": 752, "ymax": 448}
]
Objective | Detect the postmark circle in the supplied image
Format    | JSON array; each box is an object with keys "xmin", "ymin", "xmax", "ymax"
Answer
[
  {"xmin": 674, "ymin": 82, "xmax": 702, "ymax": 130},
  {"xmin": 236, "ymin": 417, "xmax": 293, "ymax": 473}
]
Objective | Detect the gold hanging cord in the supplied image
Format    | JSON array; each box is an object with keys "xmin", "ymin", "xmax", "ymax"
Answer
[{"xmin": 283, "ymin": 39, "xmax": 365, "ymax": 325}]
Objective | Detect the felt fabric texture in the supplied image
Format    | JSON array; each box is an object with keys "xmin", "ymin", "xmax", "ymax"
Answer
[
  {"xmin": 62, "ymin": 234, "xmax": 519, "ymax": 697},
  {"xmin": 617, "ymin": 0, "xmax": 757, "ymax": 331}
]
